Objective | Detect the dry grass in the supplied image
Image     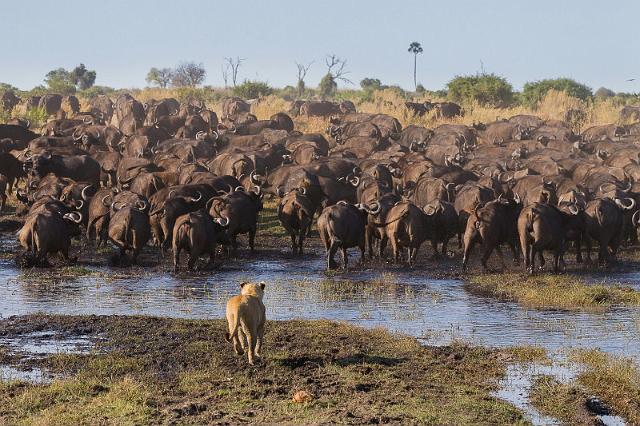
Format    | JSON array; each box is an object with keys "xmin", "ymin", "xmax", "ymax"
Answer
[
  {"xmin": 570, "ymin": 349, "xmax": 640, "ymax": 424},
  {"xmin": 2, "ymin": 86, "xmax": 631, "ymax": 134},
  {"xmin": 529, "ymin": 375, "xmax": 596, "ymax": 424},
  {"xmin": 467, "ymin": 273, "xmax": 640, "ymax": 311}
]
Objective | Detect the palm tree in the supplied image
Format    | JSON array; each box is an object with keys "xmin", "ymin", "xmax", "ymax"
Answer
[{"xmin": 408, "ymin": 42, "xmax": 423, "ymax": 90}]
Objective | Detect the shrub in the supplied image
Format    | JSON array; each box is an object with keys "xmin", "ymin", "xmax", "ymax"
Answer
[
  {"xmin": 595, "ymin": 87, "xmax": 615, "ymax": 98},
  {"xmin": 319, "ymin": 74, "xmax": 337, "ymax": 99},
  {"xmin": 233, "ymin": 80, "xmax": 273, "ymax": 99},
  {"xmin": 521, "ymin": 78, "xmax": 592, "ymax": 108},
  {"xmin": 79, "ymin": 86, "xmax": 116, "ymax": 99},
  {"xmin": 447, "ymin": 74, "xmax": 514, "ymax": 108}
]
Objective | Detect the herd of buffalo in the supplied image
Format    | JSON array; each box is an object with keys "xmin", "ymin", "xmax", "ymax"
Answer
[{"xmin": 2, "ymin": 91, "xmax": 640, "ymax": 273}]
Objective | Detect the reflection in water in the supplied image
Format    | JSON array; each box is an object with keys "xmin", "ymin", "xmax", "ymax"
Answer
[{"xmin": 1, "ymin": 245, "xmax": 639, "ymax": 360}]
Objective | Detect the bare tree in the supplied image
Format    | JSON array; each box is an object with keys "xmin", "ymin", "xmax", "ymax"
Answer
[
  {"xmin": 221, "ymin": 64, "xmax": 230, "ymax": 88},
  {"xmin": 172, "ymin": 62, "xmax": 206, "ymax": 87},
  {"xmin": 324, "ymin": 54, "xmax": 352, "ymax": 84},
  {"xmin": 224, "ymin": 57, "xmax": 245, "ymax": 87},
  {"xmin": 295, "ymin": 61, "xmax": 313, "ymax": 97}
]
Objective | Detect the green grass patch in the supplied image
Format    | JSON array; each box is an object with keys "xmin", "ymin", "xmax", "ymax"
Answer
[
  {"xmin": 466, "ymin": 273, "xmax": 640, "ymax": 311},
  {"xmin": 258, "ymin": 198, "xmax": 287, "ymax": 237},
  {"xmin": 529, "ymin": 375, "xmax": 595, "ymax": 424},
  {"xmin": 569, "ymin": 349, "xmax": 640, "ymax": 424}
]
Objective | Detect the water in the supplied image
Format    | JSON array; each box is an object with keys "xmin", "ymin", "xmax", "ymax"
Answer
[
  {"xmin": 1, "ymin": 237, "xmax": 639, "ymax": 422},
  {"xmin": 1, "ymin": 247, "xmax": 639, "ymax": 360}
]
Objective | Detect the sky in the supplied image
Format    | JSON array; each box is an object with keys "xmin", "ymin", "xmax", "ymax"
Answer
[{"xmin": 1, "ymin": 0, "xmax": 639, "ymax": 93}]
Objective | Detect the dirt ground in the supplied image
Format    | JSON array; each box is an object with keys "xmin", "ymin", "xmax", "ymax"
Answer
[{"xmin": 0, "ymin": 315, "xmax": 528, "ymax": 425}]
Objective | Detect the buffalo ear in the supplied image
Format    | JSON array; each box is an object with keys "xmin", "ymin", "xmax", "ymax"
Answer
[
  {"xmin": 240, "ymin": 281, "xmax": 248, "ymax": 288},
  {"xmin": 260, "ymin": 281, "xmax": 266, "ymax": 290}
]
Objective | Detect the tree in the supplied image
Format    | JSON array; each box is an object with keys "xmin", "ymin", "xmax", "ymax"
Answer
[
  {"xmin": 447, "ymin": 74, "xmax": 514, "ymax": 107},
  {"xmin": 408, "ymin": 42, "xmax": 423, "ymax": 90},
  {"xmin": 360, "ymin": 78, "xmax": 383, "ymax": 91},
  {"xmin": 295, "ymin": 61, "xmax": 313, "ymax": 97},
  {"xmin": 221, "ymin": 64, "xmax": 230, "ymax": 88},
  {"xmin": 171, "ymin": 62, "xmax": 206, "ymax": 87},
  {"xmin": 146, "ymin": 67, "xmax": 174, "ymax": 88},
  {"xmin": 319, "ymin": 54, "xmax": 352, "ymax": 98},
  {"xmin": 69, "ymin": 63, "xmax": 96, "ymax": 90},
  {"xmin": 44, "ymin": 68, "xmax": 76, "ymax": 94},
  {"xmin": 521, "ymin": 78, "xmax": 592, "ymax": 108},
  {"xmin": 595, "ymin": 87, "xmax": 615, "ymax": 98},
  {"xmin": 233, "ymin": 80, "xmax": 273, "ymax": 99},
  {"xmin": 225, "ymin": 57, "xmax": 244, "ymax": 87}
]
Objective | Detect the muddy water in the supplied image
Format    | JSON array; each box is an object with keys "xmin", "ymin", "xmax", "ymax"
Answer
[{"xmin": 1, "ymin": 242, "xmax": 639, "ymax": 360}]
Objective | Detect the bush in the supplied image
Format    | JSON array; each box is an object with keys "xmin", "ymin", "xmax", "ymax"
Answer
[
  {"xmin": 447, "ymin": 74, "xmax": 514, "ymax": 108},
  {"xmin": 360, "ymin": 78, "xmax": 383, "ymax": 91},
  {"xmin": 521, "ymin": 78, "xmax": 592, "ymax": 108},
  {"xmin": 233, "ymin": 80, "xmax": 273, "ymax": 99},
  {"xmin": 319, "ymin": 74, "xmax": 337, "ymax": 99},
  {"xmin": 595, "ymin": 87, "xmax": 615, "ymax": 98},
  {"xmin": 79, "ymin": 86, "xmax": 116, "ymax": 99}
]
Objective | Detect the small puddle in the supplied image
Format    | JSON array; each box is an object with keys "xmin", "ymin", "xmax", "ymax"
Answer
[
  {"xmin": 0, "ymin": 365, "xmax": 52, "ymax": 384},
  {"xmin": 0, "ymin": 331, "xmax": 95, "ymax": 357},
  {"xmin": 494, "ymin": 362, "xmax": 576, "ymax": 425},
  {"xmin": 496, "ymin": 357, "xmax": 627, "ymax": 426}
]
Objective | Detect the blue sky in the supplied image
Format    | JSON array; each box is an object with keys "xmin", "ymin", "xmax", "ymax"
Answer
[{"xmin": 2, "ymin": 0, "xmax": 639, "ymax": 92}]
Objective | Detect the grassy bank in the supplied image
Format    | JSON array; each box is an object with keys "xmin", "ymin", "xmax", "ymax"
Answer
[
  {"xmin": 466, "ymin": 273, "xmax": 640, "ymax": 311},
  {"xmin": 529, "ymin": 375, "xmax": 598, "ymax": 424},
  {"xmin": 570, "ymin": 349, "xmax": 640, "ymax": 424},
  {"xmin": 0, "ymin": 315, "xmax": 527, "ymax": 425}
]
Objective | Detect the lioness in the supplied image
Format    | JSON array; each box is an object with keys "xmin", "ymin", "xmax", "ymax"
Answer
[{"xmin": 225, "ymin": 281, "xmax": 266, "ymax": 365}]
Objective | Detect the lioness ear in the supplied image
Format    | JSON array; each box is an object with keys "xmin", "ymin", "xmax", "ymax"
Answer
[
  {"xmin": 260, "ymin": 281, "xmax": 266, "ymax": 290},
  {"xmin": 240, "ymin": 281, "xmax": 248, "ymax": 288}
]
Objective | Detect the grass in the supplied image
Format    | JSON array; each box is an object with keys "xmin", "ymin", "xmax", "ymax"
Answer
[
  {"xmin": 529, "ymin": 375, "xmax": 596, "ymax": 424},
  {"xmin": 257, "ymin": 198, "xmax": 287, "ymax": 238},
  {"xmin": 466, "ymin": 273, "xmax": 640, "ymax": 311},
  {"xmin": 0, "ymin": 314, "xmax": 528, "ymax": 425},
  {"xmin": 5, "ymin": 86, "xmax": 630, "ymax": 133},
  {"xmin": 569, "ymin": 349, "xmax": 640, "ymax": 424}
]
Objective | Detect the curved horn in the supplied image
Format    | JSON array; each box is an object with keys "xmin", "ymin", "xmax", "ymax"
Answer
[
  {"xmin": 74, "ymin": 199, "xmax": 84, "ymax": 210},
  {"xmin": 196, "ymin": 131, "xmax": 206, "ymax": 140},
  {"xmin": 514, "ymin": 192, "xmax": 521, "ymax": 204},
  {"xmin": 366, "ymin": 201, "xmax": 381, "ymax": 215},
  {"xmin": 190, "ymin": 191, "xmax": 202, "ymax": 203},
  {"xmin": 215, "ymin": 215, "xmax": 230, "ymax": 227},
  {"xmin": 568, "ymin": 203, "xmax": 579, "ymax": 215},
  {"xmin": 633, "ymin": 210, "xmax": 640, "ymax": 227},
  {"xmin": 615, "ymin": 197, "xmax": 636, "ymax": 210},
  {"xmin": 135, "ymin": 199, "xmax": 148, "ymax": 211},
  {"xmin": 101, "ymin": 194, "xmax": 112, "ymax": 207},
  {"xmin": 63, "ymin": 211, "xmax": 83, "ymax": 223},
  {"xmin": 81, "ymin": 185, "xmax": 92, "ymax": 201},
  {"xmin": 235, "ymin": 186, "xmax": 246, "ymax": 192},
  {"xmin": 72, "ymin": 128, "xmax": 83, "ymax": 141},
  {"xmin": 349, "ymin": 176, "xmax": 360, "ymax": 187},
  {"xmin": 298, "ymin": 186, "xmax": 306, "ymax": 195},
  {"xmin": 423, "ymin": 204, "xmax": 437, "ymax": 216}
]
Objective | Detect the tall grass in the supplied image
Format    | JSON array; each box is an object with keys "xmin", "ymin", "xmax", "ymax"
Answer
[{"xmin": 1, "ymin": 86, "xmax": 635, "ymax": 131}]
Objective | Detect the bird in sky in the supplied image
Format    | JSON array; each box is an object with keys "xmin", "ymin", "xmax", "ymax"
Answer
[{"xmin": 626, "ymin": 78, "xmax": 636, "ymax": 82}]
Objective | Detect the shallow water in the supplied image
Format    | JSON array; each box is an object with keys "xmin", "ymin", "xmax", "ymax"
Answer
[{"xmin": 1, "ymin": 241, "xmax": 639, "ymax": 361}]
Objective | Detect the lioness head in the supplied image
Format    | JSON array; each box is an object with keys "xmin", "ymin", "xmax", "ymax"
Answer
[{"xmin": 240, "ymin": 281, "xmax": 265, "ymax": 300}]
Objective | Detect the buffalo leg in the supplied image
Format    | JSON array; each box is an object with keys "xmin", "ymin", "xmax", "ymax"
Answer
[
  {"xmin": 187, "ymin": 255, "xmax": 197, "ymax": 271},
  {"xmin": 298, "ymin": 230, "xmax": 305, "ymax": 255},
  {"xmin": 327, "ymin": 240, "xmax": 339, "ymax": 270},
  {"xmin": 173, "ymin": 247, "xmax": 181, "ymax": 272},
  {"xmin": 249, "ymin": 227, "xmax": 256, "ymax": 253},
  {"xmin": 290, "ymin": 234, "xmax": 297, "ymax": 254},
  {"xmin": 462, "ymin": 238, "xmax": 477, "ymax": 272},
  {"xmin": 480, "ymin": 244, "xmax": 494, "ymax": 272},
  {"xmin": 379, "ymin": 236, "xmax": 388, "ymax": 259},
  {"xmin": 342, "ymin": 247, "xmax": 349, "ymax": 270}
]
